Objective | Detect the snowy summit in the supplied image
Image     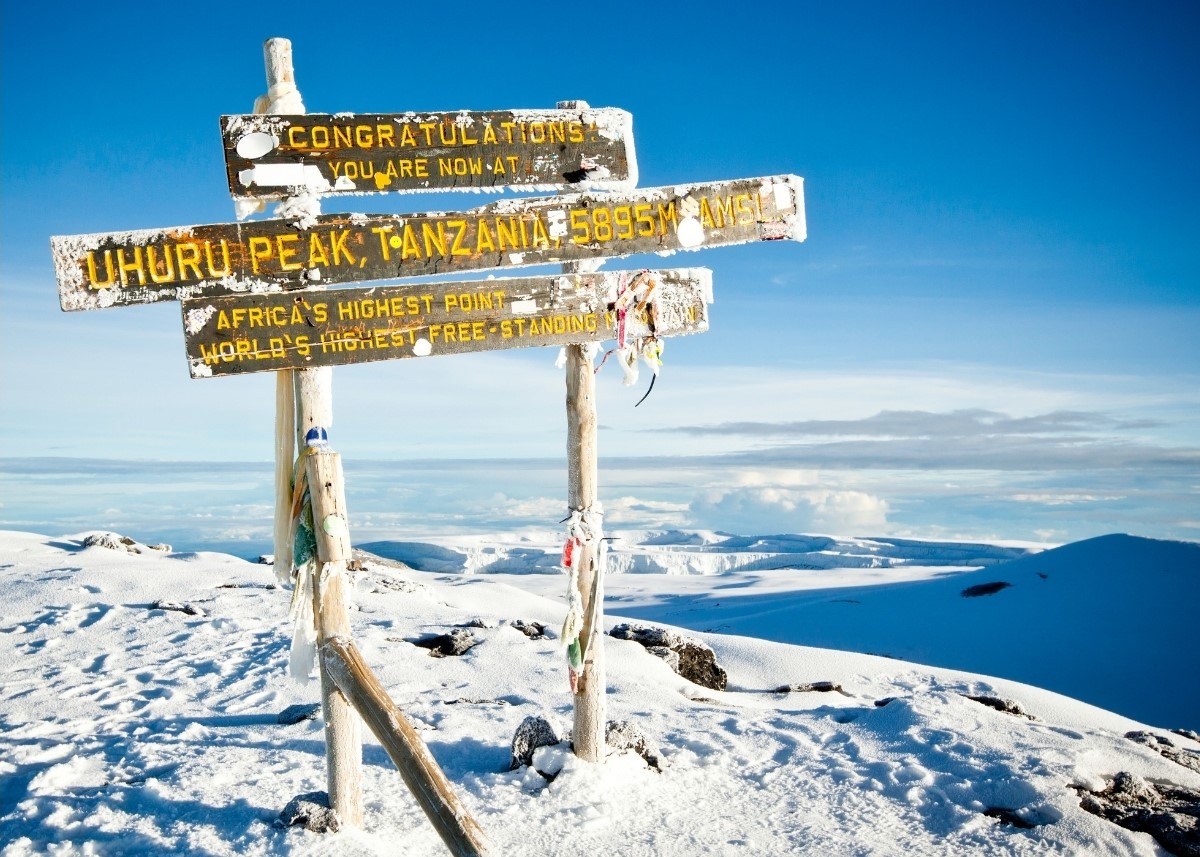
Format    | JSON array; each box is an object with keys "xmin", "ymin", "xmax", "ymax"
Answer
[{"xmin": 1, "ymin": 527, "xmax": 1197, "ymax": 855}]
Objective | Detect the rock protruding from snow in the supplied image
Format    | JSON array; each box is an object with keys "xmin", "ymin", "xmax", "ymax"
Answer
[
  {"xmin": 411, "ymin": 628, "xmax": 478, "ymax": 657},
  {"xmin": 1126, "ymin": 731, "xmax": 1200, "ymax": 775},
  {"xmin": 82, "ymin": 532, "xmax": 171, "ymax": 554},
  {"xmin": 606, "ymin": 720, "xmax": 664, "ymax": 771},
  {"xmin": 965, "ymin": 694, "xmax": 1036, "ymax": 720},
  {"xmin": 150, "ymin": 599, "xmax": 206, "ymax": 617},
  {"xmin": 510, "ymin": 619, "xmax": 547, "ymax": 639},
  {"xmin": 277, "ymin": 792, "xmax": 339, "ymax": 833},
  {"xmin": 610, "ymin": 623, "xmax": 728, "ymax": 691},
  {"xmin": 775, "ymin": 681, "xmax": 852, "ymax": 696},
  {"xmin": 1077, "ymin": 772, "xmax": 1200, "ymax": 857},
  {"xmin": 510, "ymin": 715, "xmax": 563, "ymax": 770},
  {"xmin": 277, "ymin": 703, "xmax": 320, "ymax": 725}
]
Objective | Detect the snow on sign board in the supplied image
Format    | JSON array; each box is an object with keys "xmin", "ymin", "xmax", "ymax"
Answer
[
  {"xmin": 50, "ymin": 175, "xmax": 804, "ymax": 312},
  {"xmin": 180, "ymin": 268, "xmax": 711, "ymax": 377},
  {"xmin": 221, "ymin": 108, "xmax": 637, "ymax": 200}
]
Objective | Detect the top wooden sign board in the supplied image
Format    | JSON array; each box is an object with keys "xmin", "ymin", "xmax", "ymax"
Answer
[{"xmin": 222, "ymin": 108, "xmax": 636, "ymax": 201}]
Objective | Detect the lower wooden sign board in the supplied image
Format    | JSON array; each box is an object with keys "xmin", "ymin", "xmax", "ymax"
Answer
[
  {"xmin": 181, "ymin": 268, "xmax": 712, "ymax": 378},
  {"xmin": 53, "ymin": 175, "xmax": 801, "ymax": 311}
]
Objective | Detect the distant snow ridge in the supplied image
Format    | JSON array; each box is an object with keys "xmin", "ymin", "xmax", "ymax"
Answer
[{"xmin": 358, "ymin": 530, "xmax": 1040, "ymax": 576}]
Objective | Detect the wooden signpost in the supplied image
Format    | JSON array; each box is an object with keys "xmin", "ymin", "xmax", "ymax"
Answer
[
  {"xmin": 180, "ymin": 268, "xmax": 711, "ymax": 377},
  {"xmin": 48, "ymin": 33, "xmax": 808, "ymax": 848},
  {"xmin": 221, "ymin": 108, "xmax": 637, "ymax": 200},
  {"xmin": 50, "ymin": 175, "xmax": 804, "ymax": 311}
]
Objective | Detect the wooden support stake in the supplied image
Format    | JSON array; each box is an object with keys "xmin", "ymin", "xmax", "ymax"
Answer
[
  {"xmin": 255, "ymin": 37, "xmax": 360, "ymax": 827},
  {"xmin": 305, "ymin": 448, "xmax": 365, "ymax": 828},
  {"xmin": 559, "ymin": 99, "xmax": 607, "ymax": 764},
  {"xmin": 261, "ymin": 37, "xmax": 306, "ymax": 574},
  {"xmin": 564, "ymin": 342, "xmax": 606, "ymax": 762},
  {"xmin": 323, "ymin": 636, "xmax": 494, "ymax": 857}
]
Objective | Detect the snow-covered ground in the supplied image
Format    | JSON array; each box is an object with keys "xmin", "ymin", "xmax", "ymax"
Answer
[{"xmin": 1, "ymin": 528, "xmax": 1198, "ymax": 855}]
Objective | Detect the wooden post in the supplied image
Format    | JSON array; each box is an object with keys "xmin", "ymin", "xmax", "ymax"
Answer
[
  {"xmin": 260, "ymin": 37, "xmax": 305, "ymax": 575},
  {"xmin": 254, "ymin": 38, "xmax": 362, "ymax": 828},
  {"xmin": 322, "ymin": 637, "xmax": 494, "ymax": 857},
  {"xmin": 559, "ymin": 100, "xmax": 607, "ymax": 763},
  {"xmin": 305, "ymin": 448, "xmax": 365, "ymax": 828}
]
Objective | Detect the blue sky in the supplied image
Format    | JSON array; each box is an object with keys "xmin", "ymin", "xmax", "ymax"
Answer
[{"xmin": 2, "ymin": 1, "xmax": 1197, "ymax": 548}]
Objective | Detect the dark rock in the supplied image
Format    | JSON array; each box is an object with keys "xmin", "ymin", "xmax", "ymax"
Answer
[
  {"xmin": 605, "ymin": 720, "xmax": 664, "ymax": 771},
  {"xmin": 961, "ymin": 581, "xmax": 1013, "ymax": 597},
  {"xmin": 775, "ymin": 681, "xmax": 851, "ymax": 696},
  {"xmin": 610, "ymin": 623, "xmax": 728, "ymax": 691},
  {"xmin": 277, "ymin": 792, "xmax": 340, "ymax": 833},
  {"xmin": 1077, "ymin": 772, "xmax": 1200, "ymax": 857},
  {"xmin": 1127, "ymin": 731, "xmax": 1200, "ymax": 775},
  {"xmin": 443, "ymin": 697, "xmax": 510, "ymax": 706},
  {"xmin": 1175, "ymin": 729, "xmax": 1200, "ymax": 743},
  {"xmin": 510, "ymin": 715, "xmax": 563, "ymax": 770},
  {"xmin": 510, "ymin": 619, "xmax": 547, "ymax": 639},
  {"xmin": 277, "ymin": 703, "xmax": 321, "ymax": 725},
  {"xmin": 82, "ymin": 532, "xmax": 170, "ymax": 554},
  {"xmin": 984, "ymin": 807, "xmax": 1037, "ymax": 829},
  {"xmin": 964, "ymin": 695, "xmax": 1035, "ymax": 719},
  {"xmin": 412, "ymin": 628, "xmax": 478, "ymax": 658},
  {"xmin": 874, "ymin": 697, "xmax": 899, "ymax": 707},
  {"xmin": 151, "ymin": 599, "xmax": 206, "ymax": 617}
]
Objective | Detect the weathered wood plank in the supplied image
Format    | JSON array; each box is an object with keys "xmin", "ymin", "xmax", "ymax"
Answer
[
  {"xmin": 181, "ymin": 268, "xmax": 711, "ymax": 378},
  {"xmin": 222, "ymin": 108, "xmax": 636, "ymax": 199},
  {"xmin": 53, "ymin": 175, "xmax": 801, "ymax": 311},
  {"xmin": 322, "ymin": 636, "xmax": 494, "ymax": 857},
  {"xmin": 305, "ymin": 449, "xmax": 364, "ymax": 829}
]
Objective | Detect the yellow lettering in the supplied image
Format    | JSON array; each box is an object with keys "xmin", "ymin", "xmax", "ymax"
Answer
[
  {"xmin": 329, "ymin": 230, "xmax": 356, "ymax": 266},
  {"xmin": 657, "ymin": 202, "xmax": 678, "ymax": 233},
  {"xmin": 204, "ymin": 240, "xmax": 232, "ymax": 277},
  {"xmin": 400, "ymin": 224, "xmax": 422, "ymax": 260},
  {"xmin": 735, "ymin": 193, "xmax": 754, "ymax": 225},
  {"xmin": 276, "ymin": 234, "xmax": 302, "ymax": 271},
  {"xmin": 248, "ymin": 236, "xmax": 273, "ymax": 274},
  {"xmin": 713, "ymin": 195, "xmax": 736, "ymax": 228},
  {"xmin": 475, "ymin": 220, "xmax": 496, "ymax": 253},
  {"xmin": 146, "ymin": 245, "xmax": 175, "ymax": 284},
  {"xmin": 497, "ymin": 217, "xmax": 520, "ymax": 251},
  {"xmin": 530, "ymin": 215, "xmax": 550, "ymax": 249},
  {"xmin": 176, "ymin": 242, "xmax": 203, "ymax": 281},
  {"xmin": 371, "ymin": 226, "xmax": 393, "ymax": 261},
  {"xmin": 422, "ymin": 222, "xmax": 448, "ymax": 258},
  {"xmin": 85, "ymin": 250, "xmax": 116, "ymax": 288},
  {"xmin": 448, "ymin": 220, "xmax": 471, "ymax": 256},
  {"xmin": 116, "ymin": 247, "xmax": 146, "ymax": 286}
]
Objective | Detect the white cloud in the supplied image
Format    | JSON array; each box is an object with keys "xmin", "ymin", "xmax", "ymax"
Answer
[
  {"xmin": 688, "ymin": 486, "xmax": 890, "ymax": 535},
  {"xmin": 1010, "ymin": 493, "xmax": 1125, "ymax": 505}
]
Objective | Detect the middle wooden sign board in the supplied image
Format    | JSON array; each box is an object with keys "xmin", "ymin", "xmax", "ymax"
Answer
[{"xmin": 51, "ymin": 175, "xmax": 804, "ymax": 312}]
